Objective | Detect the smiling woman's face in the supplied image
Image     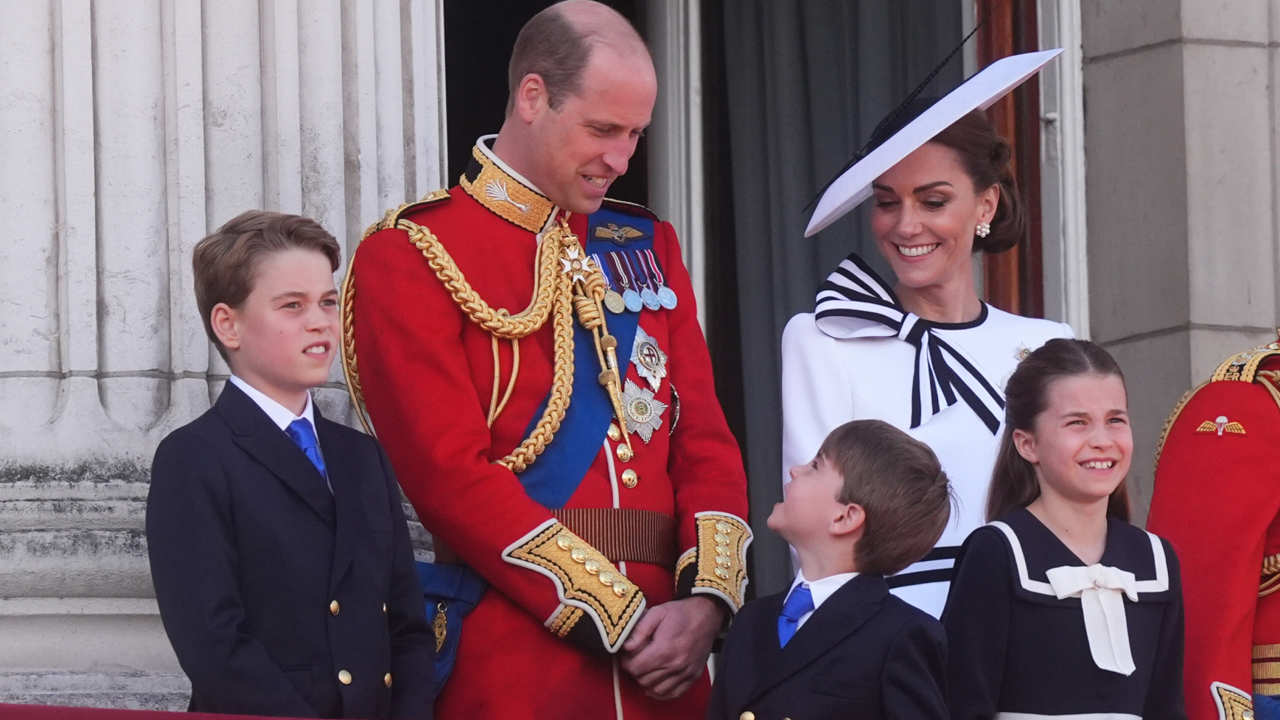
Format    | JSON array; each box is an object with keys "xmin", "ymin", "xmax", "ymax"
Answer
[{"xmin": 869, "ymin": 141, "xmax": 998, "ymax": 293}]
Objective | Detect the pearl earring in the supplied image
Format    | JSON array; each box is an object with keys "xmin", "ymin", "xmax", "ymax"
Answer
[{"xmin": 975, "ymin": 221, "xmax": 991, "ymax": 238}]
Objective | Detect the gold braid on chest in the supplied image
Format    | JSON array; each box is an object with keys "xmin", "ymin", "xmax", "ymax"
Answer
[{"xmin": 394, "ymin": 215, "xmax": 631, "ymax": 473}]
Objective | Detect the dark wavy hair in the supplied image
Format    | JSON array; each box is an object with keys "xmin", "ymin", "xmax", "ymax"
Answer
[{"xmin": 986, "ymin": 339, "xmax": 1132, "ymax": 522}]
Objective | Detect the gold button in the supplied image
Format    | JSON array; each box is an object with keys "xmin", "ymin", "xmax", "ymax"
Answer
[
  {"xmin": 599, "ymin": 571, "xmax": 616, "ymax": 585},
  {"xmin": 584, "ymin": 560, "xmax": 600, "ymax": 575},
  {"xmin": 616, "ymin": 444, "xmax": 633, "ymax": 462},
  {"xmin": 739, "ymin": 712, "xmax": 755, "ymax": 720},
  {"xmin": 607, "ymin": 423, "xmax": 621, "ymax": 441},
  {"xmin": 556, "ymin": 534, "xmax": 573, "ymax": 550},
  {"xmin": 329, "ymin": 600, "xmax": 340, "ymax": 616},
  {"xmin": 384, "ymin": 672, "xmax": 393, "ymax": 688},
  {"xmin": 570, "ymin": 547, "xmax": 588, "ymax": 563},
  {"xmin": 716, "ymin": 556, "xmax": 732, "ymax": 567},
  {"xmin": 715, "ymin": 568, "xmax": 730, "ymax": 579},
  {"xmin": 621, "ymin": 469, "xmax": 638, "ymax": 488},
  {"xmin": 612, "ymin": 582, "xmax": 628, "ymax": 596},
  {"xmin": 338, "ymin": 669, "xmax": 352, "ymax": 685},
  {"xmin": 714, "ymin": 533, "xmax": 729, "ymax": 544}
]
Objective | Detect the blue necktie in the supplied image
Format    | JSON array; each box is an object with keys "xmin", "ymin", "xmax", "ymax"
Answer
[
  {"xmin": 777, "ymin": 584, "xmax": 814, "ymax": 648},
  {"xmin": 286, "ymin": 418, "xmax": 328, "ymax": 479}
]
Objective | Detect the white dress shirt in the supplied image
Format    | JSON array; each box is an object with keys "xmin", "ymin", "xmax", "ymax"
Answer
[{"xmin": 229, "ymin": 375, "xmax": 330, "ymax": 491}]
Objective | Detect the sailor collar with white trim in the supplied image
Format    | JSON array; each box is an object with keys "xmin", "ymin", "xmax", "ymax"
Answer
[
  {"xmin": 986, "ymin": 507, "xmax": 1175, "ymax": 606},
  {"xmin": 460, "ymin": 134, "xmax": 559, "ymax": 233}
]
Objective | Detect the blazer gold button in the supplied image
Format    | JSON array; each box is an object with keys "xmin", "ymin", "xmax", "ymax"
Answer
[
  {"xmin": 384, "ymin": 672, "xmax": 393, "ymax": 688},
  {"xmin": 621, "ymin": 469, "xmax": 638, "ymax": 488},
  {"xmin": 338, "ymin": 669, "xmax": 352, "ymax": 685},
  {"xmin": 616, "ymin": 444, "xmax": 633, "ymax": 462},
  {"xmin": 739, "ymin": 712, "xmax": 755, "ymax": 720},
  {"xmin": 329, "ymin": 600, "xmax": 340, "ymax": 616},
  {"xmin": 607, "ymin": 423, "xmax": 622, "ymax": 441}
]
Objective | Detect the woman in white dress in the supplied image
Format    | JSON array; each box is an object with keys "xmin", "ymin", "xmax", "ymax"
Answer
[{"xmin": 782, "ymin": 54, "xmax": 1072, "ymax": 618}]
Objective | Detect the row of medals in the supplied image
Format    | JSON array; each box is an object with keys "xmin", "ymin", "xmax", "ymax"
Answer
[{"xmin": 591, "ymin": 247, "xmax": 679, "ymax": 314}]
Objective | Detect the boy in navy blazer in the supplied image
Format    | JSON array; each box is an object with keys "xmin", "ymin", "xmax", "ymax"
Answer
[
  {"xmin": 709, "ymin": 419, "xmax": 951, "ymax": 720},
  {"xmin": 146, "ymin": 211, "xmax": 434, "ymax": 718}
]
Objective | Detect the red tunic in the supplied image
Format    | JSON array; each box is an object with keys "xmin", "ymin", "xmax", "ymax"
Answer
[
  {"xmin": 1148, "ymin": 337, "xmax": 1280, "ymax": 720},
  {"xmin": 345, "ymin": 142, "xmax": 751, "ymax": 719}
]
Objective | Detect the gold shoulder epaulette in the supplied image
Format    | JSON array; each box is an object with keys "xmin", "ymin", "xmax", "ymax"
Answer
[
  {"xmin": 1210, "ymin": 334, "xmax": 1280, "ymax": 383},
  {"xmin": 361, "ymin": 189, "xmax": 452, "ymax": 240},
  {"xmin": 600, "ymin": 197, "xmax": 659, "ymax": 221}
]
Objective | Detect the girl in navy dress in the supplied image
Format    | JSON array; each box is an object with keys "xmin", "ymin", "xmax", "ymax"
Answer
[{"xmin": 942, "ymin": 339, "xmax": 1186, "ymax": 719}]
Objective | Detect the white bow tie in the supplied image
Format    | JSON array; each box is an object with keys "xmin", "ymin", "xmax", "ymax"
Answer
[{"xmin": 1045, "ymin": 564, "xmax": 1139, "ymax": 676}]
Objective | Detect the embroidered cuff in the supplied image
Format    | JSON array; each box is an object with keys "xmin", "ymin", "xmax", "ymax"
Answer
[
  {"xmin": 1211, "ymin": 681, "xmax": 1253, "ymax": 720},
  {"xmin": 674, "ymin": 512, "xmax": 752, "ymax": 612},
  {"xmin": 504, "ymin": 520, "xmax": 646, "ymax": 654}
]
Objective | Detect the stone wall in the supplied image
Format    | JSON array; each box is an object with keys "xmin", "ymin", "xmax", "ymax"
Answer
[
  {"xmin": 0, "ymin": 0, "xmax": 446, "ymax": 708},
  {"xmin": 1081, "ymin": 0, "xmax": 1280, "ymax": 522}
]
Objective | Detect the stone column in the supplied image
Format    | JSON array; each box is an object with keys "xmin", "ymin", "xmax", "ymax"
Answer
[
  {"xmin": 1082, "ymin": 0, "xmax": 1279, "ymax": 521},
  {"xmin": 0, "ymin": 0, "xmax": 446, "ymax": 708}
]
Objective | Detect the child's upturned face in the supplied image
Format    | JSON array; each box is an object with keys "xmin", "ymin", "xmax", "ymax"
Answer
[
  {"xmin": 220, "ymin": 248, "xmax": 338, "ymax": 411},
  {"xmin": 769, "ymin": 454, "xmax": 847, "ymax": 544},
  {"xmin": 1014, "ymin": 373, "xmax": 1132, "ymax": 508}
]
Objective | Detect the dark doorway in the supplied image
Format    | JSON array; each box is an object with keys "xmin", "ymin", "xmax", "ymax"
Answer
[{"xmin": 443, "ymin": 0, "xmax": 648, "ymax": 204}]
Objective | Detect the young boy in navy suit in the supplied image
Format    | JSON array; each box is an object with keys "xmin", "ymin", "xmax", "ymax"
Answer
[
  {"xmin": 709, "ymin": 419, "xmax": 951, "ymax": 720},
  {"xmin": 146, "ymin": 211, "xmax": 434, "ymax": 718}
]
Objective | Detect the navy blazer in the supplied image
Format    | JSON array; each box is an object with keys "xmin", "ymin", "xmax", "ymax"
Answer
[
  {"xmin": 146, "ymin": 383, "xmax": 434, "ymax": 718},
  {"xmin": 708, "ymin": 574, "xmax": 947, "ymax": 720}
]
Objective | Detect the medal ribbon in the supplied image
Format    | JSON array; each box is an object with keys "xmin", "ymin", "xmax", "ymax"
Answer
[
  {"xmin": 642, "ymin": 249, "xmax": 665, "ymax": 288},
  {"xmin": 812, "ymin": 252, "xmax": 1005, "ymax": 434},
  {"xmin": 628, "ymin": 250, "xmax": 652, "ymax": 292},
  {"xmin": 593, "ymin": 253, "xmax": 617, "ymax": 290},
  {"xmin": 610, "ymin": 252, "xmax": 634, "ymax": 292}
]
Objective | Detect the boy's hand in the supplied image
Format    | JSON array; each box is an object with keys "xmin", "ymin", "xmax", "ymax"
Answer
[{"xmin": 620, "ymin": 595, "xmax": 724, "ymax": 700}]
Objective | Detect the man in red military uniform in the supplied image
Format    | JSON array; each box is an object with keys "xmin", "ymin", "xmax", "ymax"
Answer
[
  {"xmin": 1148, "ymin": 332, "xmax": 1280, "ymax": 720},
  {"xmin": 341, "ymin": 2, "xmax": 750, "ymax": 717}
]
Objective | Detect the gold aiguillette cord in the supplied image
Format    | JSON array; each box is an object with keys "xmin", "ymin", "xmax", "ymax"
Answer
[{"xmin": 557, "ymin": 215, "xmax": 634, "ymax": 455}]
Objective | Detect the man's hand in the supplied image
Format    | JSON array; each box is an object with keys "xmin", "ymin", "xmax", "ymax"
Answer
[{"xmin": 620, "ymin": 595, "xmax": 725, "ymax": 700}]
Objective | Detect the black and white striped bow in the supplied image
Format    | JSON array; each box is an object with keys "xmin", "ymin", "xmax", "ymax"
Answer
[{"xmin": 813, "ymin": 253, "xmax": 1005, "ymax": 434}]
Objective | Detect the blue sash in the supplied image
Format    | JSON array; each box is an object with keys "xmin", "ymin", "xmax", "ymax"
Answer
[
  {"xmin": 420, "ymin": 207, "xmax": 654, "ymax": 686},
  {"xmin": 517, "ymin": 208, "xmax": 652, "ymax": 507}
]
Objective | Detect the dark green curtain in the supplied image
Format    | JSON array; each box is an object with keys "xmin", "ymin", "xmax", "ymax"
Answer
[{"xmin": 710, "ymin": 0, "xmax": 964, "ymax": 596}]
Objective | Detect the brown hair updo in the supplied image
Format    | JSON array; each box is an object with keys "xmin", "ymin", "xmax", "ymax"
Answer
[
  {"xmin": 986, "ymin": 339, "xmax": 1132, "ymax": 522},
  {"xmin": 930, "ymin": 109, "xmax": 1025, "ymax": 253}
]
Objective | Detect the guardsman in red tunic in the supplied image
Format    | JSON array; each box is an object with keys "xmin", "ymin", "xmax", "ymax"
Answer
[
  {"xmin": 340, "ymin": 2, "xmax": 750, "ymax": 717},
  {"xmin": 1148, "ymin": 333, "xmax": 1280, "ymax": 720}
]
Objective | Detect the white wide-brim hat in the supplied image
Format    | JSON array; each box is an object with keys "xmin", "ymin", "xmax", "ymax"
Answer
[{"xmin": 804, "ymin": 48, "xmax": 1063, "ymax": 238}]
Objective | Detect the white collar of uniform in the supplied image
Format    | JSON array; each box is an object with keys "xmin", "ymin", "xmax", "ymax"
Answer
[
  {"xmin": 789, "ymin": 569, "xmax": 859, "ymax": 612},
  {"xmin": 229, "ymin": 375, "xmax": 316, "ymax": 433}
]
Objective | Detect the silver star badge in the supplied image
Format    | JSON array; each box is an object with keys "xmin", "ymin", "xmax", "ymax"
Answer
[
  {"xmin": 560, "ymin": 244, "xmax": 595, "ymax": 284},
  {"xmin": 631, "ymin": 327, "xmax": 668, "ymax": 392},
  {"xmin": 622, "ymin": 378, "xmax": 667, "ymax": 443}
]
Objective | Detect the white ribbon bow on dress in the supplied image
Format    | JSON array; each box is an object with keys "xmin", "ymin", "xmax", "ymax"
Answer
[{"xmin": 1045, "ymin": 563, "xmax": 1139, "ymax": 676}]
